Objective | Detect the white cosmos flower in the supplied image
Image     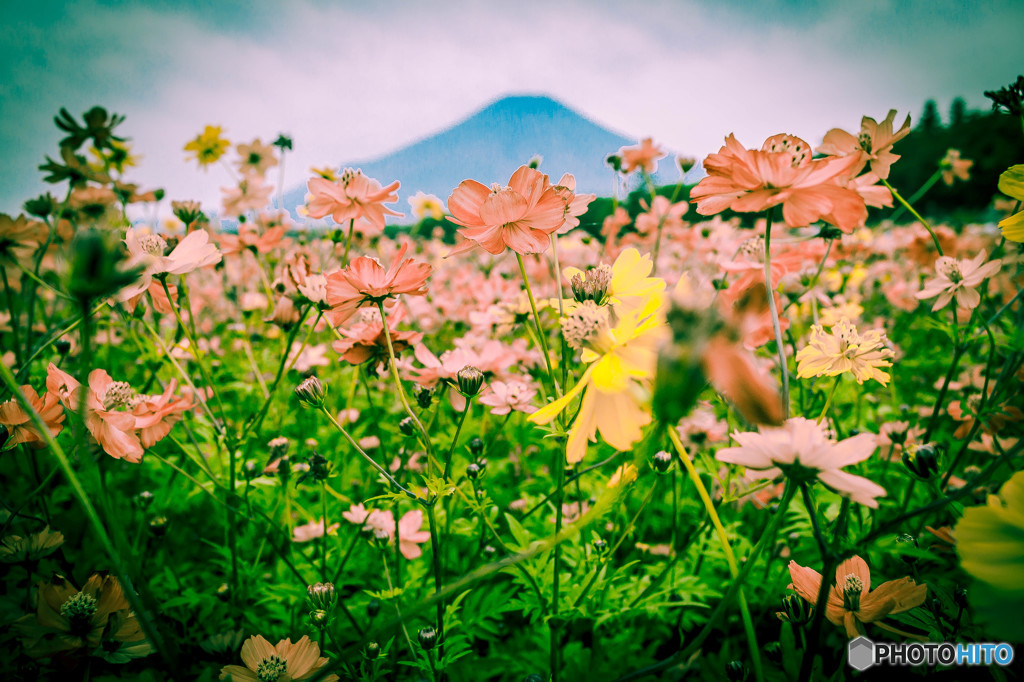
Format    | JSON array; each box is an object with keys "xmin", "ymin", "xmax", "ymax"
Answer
[{"xmin": 716, "ymin": 417, "xmax": 886, "ymax": 508}]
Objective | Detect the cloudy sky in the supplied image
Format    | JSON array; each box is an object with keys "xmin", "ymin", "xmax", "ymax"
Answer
[{"xmin": 2, "ymin": 0, "xmax": 1021, "ymax": 214}]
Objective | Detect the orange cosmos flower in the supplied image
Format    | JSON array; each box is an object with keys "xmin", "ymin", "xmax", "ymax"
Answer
[
  {"xmin": 332, "ymin": 308, "xmax": 422, "ymax": 368},
  {"xmin": 939, "ymin": 148, "xmax": 973, "ymax": 186},
  {"xmin": 447, "ymin": 165, "xmax": 567, "ymax": 255},
  {"xmin": 619, "ymin": 137, "xmax": 666, "ymax": 174},
  {"xmin": 323, "ymin": 241, "xmax": 431, "ymax": 326},
  {"xmin": 818, "ymin": 109, "xmax": 911, "ymax": 180},
  {"xmin": 306, "ymin": 168, "xmax": 403, "ymax": 232},
  {"xmin": 131, "ymin": 379, "xmax": 194, "ymax": 448},
  {"xmin": 690, "ymin": 134, "xmax": 867, "ymax": 232},
  {"xmin": 220, "ymin": 634, "xmax": 337, "ymax": 681},
  {"xmin": 45, "ymin": 364, "xmax": 144, "ymax": 462},
  {"xmin": 0, "ymin": 385, "xmax": 65, "ymax": 449},
  {"xmin": 788, "ymin": 555, "xmax": 927, "ymax": 637}
]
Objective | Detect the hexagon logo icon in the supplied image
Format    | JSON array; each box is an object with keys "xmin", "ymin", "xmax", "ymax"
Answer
[{"xmin": 848, "ymin": 637, "xmax": 875, "ymax": 671}]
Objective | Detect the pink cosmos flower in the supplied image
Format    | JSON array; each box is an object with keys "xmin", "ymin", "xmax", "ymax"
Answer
[
  {"xmin": 221, "ymin": 174, "xmax": 273, "ymax": 218},
  {"xmin": 0, "ymin": 386, "xmax": 65, "ymax": 449},
  {"xmin": 552, "ymin": 173, "xmax": 596, "ymax": 234},
  {"xmin": 341, "ymin": 505, "xmax": 430, "ymax": 559},
  {"xmin": 131, "ymin": 379, "xmax": 193, "ymax": 448},
  {"xmin": 939, "ymin": 149, "xmax": 973, "ymax": 186},
  {"xmin": 818, "ymin": 110, "xmax": 911, "ymax": 180},
  {"xmin": 635, "ymin": 196, "xmax": 688, "ymax": 236},
  {"xmin": 690, "ymin": 134, "xmax": 867, "ymax": 232},
  {"xmin": 914, "ymin": 250, "xmax": 1001, "ymax": 311},
  {"xmin": 332, "ymin": 309, "xmax": 422, "ymax": 368},
  {"xmin": 306, "ymin": 169, "xmax": 403, "ymax": 232},
  {"xmin": 447, "ymin": 166, "xmax": 567, "ymax": 255},
  {"xmin": 478, "ymin": 380, "xmax": 538, "ymax": 416},
  {"xmin": 716, "ymin": 417, "xmax": 885, "ymax": 507},
  {"xmin": 323, "ymin": 241, "xmax": 432, "ymax": 326},
  {"xmin": 46, "ymin": 364, "xmax": 144, "ymax": 462},
  {"xmin": 292, "ymin": 519, "xmax": 339, "ymax": 543},
  {"xmin": 619, "ymin": 137, "xmax": 666, "ymax": 174}
]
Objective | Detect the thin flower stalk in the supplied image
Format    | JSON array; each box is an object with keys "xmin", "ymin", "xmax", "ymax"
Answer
[{"xmin": 764, "ymin": 209, "xmax": 790, "ymax": 418}]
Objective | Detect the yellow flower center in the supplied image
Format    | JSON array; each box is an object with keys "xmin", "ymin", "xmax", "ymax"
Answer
[
  {"xmin": 256, "ymin": 655, "xmax": 288, "ymax": 682},
  {"xmin": 841, "ymin": 574, "xmax": 864, "ymax": 611}
]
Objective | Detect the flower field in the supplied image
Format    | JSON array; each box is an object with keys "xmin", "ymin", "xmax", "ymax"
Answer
[{"xmin": 2, "ymin": 80, "xmax": 1024, "ymax": 681}]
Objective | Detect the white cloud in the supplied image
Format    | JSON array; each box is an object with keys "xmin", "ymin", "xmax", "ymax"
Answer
[{"xmin": 1, "ymin": 0, "xmax": 1021, "ymax": 214}]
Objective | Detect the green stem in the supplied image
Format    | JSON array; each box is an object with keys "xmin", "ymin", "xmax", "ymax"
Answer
[
  {"xmin": 668, "ymin": 427, "xmax": 763, "ymax": 682},
  {"xmin": 890, "ymin": 169, "xmax": 942, "ymax": 223},
  {"xmin": 425, "ymin": 503, "xmax": 446, "ymax": 666},
  {"xmin": 817, "ymin": 376, "xmax": 841, "ymax": 424},
  {"xmin": 515, "ymin": 252, "xmax": 560, "ymax": 396},
  {"xmin": 320, "ymin": 481, "xmax": 329, "ymax": 581},
  {"xmin": 376, "ymin": 301, "xmax": 435, "ymax": 460},
  {"xmin": 341, "ymin": 218, "xmax": 355, "ymax": 266},
  {"xmin": 550, "ymin": 446, "xmax": 565, "ymax": 682},
  {"xmin": 550, "ymin": 234, "xmax": 569, "ymax": 390},
  {"xmin": 882, "ymin": 178, "xmax": 943, "ymax": 255},
  {"xmin": 442, "ymin": 398, "xmax": 472, "ymax": 481},
  {"xmin": 320, "ymin": 407, "xmax": 421, "ymax": 500},
  {"xmin": 763, "ymin": 209, "xmax": 789, "ymax": 419}
]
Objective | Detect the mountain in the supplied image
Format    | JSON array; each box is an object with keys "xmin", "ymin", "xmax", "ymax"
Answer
[{"xmin": 283, "ymin": 94, "xmax": 663, "ymax": 219}]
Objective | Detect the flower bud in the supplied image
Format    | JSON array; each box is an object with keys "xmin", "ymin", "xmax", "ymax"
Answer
[
  {"xmin": 523, "ymin": 675, "xmax": 545, "ymax": 682},
  {"xmin": 902, "ymin": 443, "xmax": 941, "ymax": 480},
  {"xmin": 416, "ymin": 387, "xmax": 433, "ymax": 409},
  {"xmin": 466, "ymin": 462, "xmax": 482, "ymax": 480},
  {"xmin": 763, "ymin": 641, "xmax": 782, "ymax": 665},
  {"xmin": 309, "ymin": 609, "xmax": 329, "ymax": 627},
  {"xmin": 816, "ymin": 225, "xmax": 844, "ymax": 241},
  {"xmin": 55, "ymin": 340, "xmax": 72, "ymax": 355},
  {"xmin": 399, "ymin": 416, "xmax": 415, "ymax": 436},
  {"xmin": 418, "ymin": 626, "xmax": 437, "ymax": 650},
  {"xmin": 468, "ymin": 437, "xmax": 484, "ymax": 456},
  {"xmin": 216, "ymin": 582, "xmax": 230, "ymax": 602},
  {"xmin": 364, "ymin": 641, "xmax": 381, "ymax": 660},
  {"xmin": 778, "ymin": 594, "xmax": 812, "ymax": 625},
  {"xmin": 592, "ymin": 538, "xmax": 608, "ymax": 555},
  {"xmin": 605, "ymin": 154, "xmax": 623, "ymax": 173},
  {"xmin": 171, "ymin": 200, "xmax": 204, "ymax": 226},
  {"xmin": 456, "ymin": 366, "xmax": 484, "ymax": 397},
  {"xmin": 295, "ymin": 376, "xmax": 327, "ymax": 409},
  {"xmin": 367, "ymin": 598, "xmax": 381, "ymax": 618},
  {"xmin": 307, "ymin": 582, "xmax": 337, "ymax": 611},
  {"xmin": 725, "ymin": 661, "xmax": 749, "ymax": 682},
  {"xmin": 135, "ymin": 490, "xmax": 155, "ymax": 508},
  {"xmin": 652, "ymin": 450, "xmax": 672, "ymax": 473},
  {"xmin": 570, "ymin": 265, "xmax": 612, "ymax": 304}
]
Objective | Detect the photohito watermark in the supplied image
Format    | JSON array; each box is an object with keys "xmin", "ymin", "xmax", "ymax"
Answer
[{"xmin": 848, "ymin": 637, "xmax": 1015, "ymax": 671}]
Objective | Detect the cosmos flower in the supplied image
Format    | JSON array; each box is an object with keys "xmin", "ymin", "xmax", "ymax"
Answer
[
  {"xmin": 530, "ymin": 300, "xmax": 666, "ymax": 464},
  {"xmin": 788, "ymin": 555, "xmax": 927, "ymax": 637},
  {"xmin": 478, "ymin": 379, "xmax": 538, "ymax": 415},
  {"xmin": 0, "ymin": 213, "xmax": 47, "ymax": 266},
  {"xmin": 0, "ymin": 385, "xmax": 65, "ymax": 449},
  {"xmin": 914, "ymin": 250, "xmax": 1001, "ymax": 311},
  {"xmin": 618, "ymin": 137, "xmax": 666, "ymax": 174},
  {"xmin": 447, "ymin": 165, "xmax": 567, "ymax": 255},
  {"xmin": 14, "ymin": 573, "xmax": 146, "ymax": 659},
  {"xmin": 552, "ymin": 173, "xmax": 596, "ymax": 234},
  {"xmin": 408, "ymin": 191, "xmax": 446, "ymax": 221},
  {"xmin": 306, "ymin": 168, "xmax": 403, "ymax": 232},
  {"xmin": 45, "ymin": 364, "xmax": 144, "ymax": 462},
  {"xmin": 221, "ymin": 174, "xmax": 273, "ymax": 218},
  {"xmin": 997, "ymin": 164, "xmax": 1024, "ymax": 242},
  {"xmin": 0, "ymin": 526, "xmax": 64, "ymax": 563},
  {"xmin": 220, "ymin": 635, "xmax": 337, "ymax": 682},
  {"xmin": 332, "ymin": 308, "xmax": 422, "ymax": 368},
  {"xmin": 818, "ymin": 109, "xmax": 911, "ymax": 180},
  {"xmin": 235, "ymin": 138, "xmax": 278, "ymax": 177},
  {"xmin": 131, "ymin": 379, "xmax": 194, "ymax": 449},
  {"xmin": 795, "ymin": 318, "xmax": 894, "ymax": 386},
  {"xmin": 184, "ymin": 125, "xmax": 230, "ymax": 168},
  {"xmin": 716, "ymin": 417, "xmax": 886, "ymax": 507},
  {"xmin": 939, "ymin": 148, "xmax": 973, "ymax": 186},
  {"xmin": 323, "ymin": 241, "xmax": 432, "ymax": 326},
  {"xmin": 342, "ymin": 504, "xmax": 431, "ymax": 559},
  {"xmin": 690, "ymin": 133, "xmax": 867, "ymax": 232}
]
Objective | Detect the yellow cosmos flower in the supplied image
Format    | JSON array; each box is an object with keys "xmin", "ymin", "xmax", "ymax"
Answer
[
  {"xmin": 796, "ymin": 318, "xmax": 894, "ymax": 386},
  {"xmin": 184, "ymin": 125, "xmax": 230, "ymax": 167},
  {"xmin": 564, "ymin": 247, "xmax": 666, "ymax": 318},
  {"xmin": 310, "ymin": 165, "xmax": 339, "ymax": 182},
  {"xmin": 997, "ymin": 164, "xmax": 1024, "ymax": 242},
  {"xmin": 408, "ymin": 191, "xmax": 446, "ymax": 221},
  {"xmin": 819, "ymin": 300, "xmax": 863, "ymax": 327},
  {"xmin": 530, "ymin": 301, "xmax": 666, "ymax": 464}
]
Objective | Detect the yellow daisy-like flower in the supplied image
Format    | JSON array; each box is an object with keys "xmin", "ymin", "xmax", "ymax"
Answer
[
  {"xmin": 530, "ymin": 300, "xmax": 666, "ymax": 464},
  {"xmin": 796, "ymin": 318, "xmax": 894, "ymax": 386},
  {"xmin": 184, "ymin": 125, "xmax": 230, "ymax": 168},
  {"xmin": 310, "ymin": 166, "xmax": 339, "ymax": 181},
  {"xmin": 819, "ymin": 300, "xmax": 863, "ymax": 327},
  {"xmin": 564, "ymin": 247, "xmax": 666, "ymax": 318},
  {"xmin": 997, "ymin": 164, "xmax": 1024, "ymax": 242},
  {"xmin": 408, "ymin": 191, "xmax": 446, "ymax": 221}
]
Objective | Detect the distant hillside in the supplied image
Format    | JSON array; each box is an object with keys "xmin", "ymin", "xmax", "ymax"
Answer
[{"xmin": 282, "ymin": 95, "xmax": 676, "ymax": 217}]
